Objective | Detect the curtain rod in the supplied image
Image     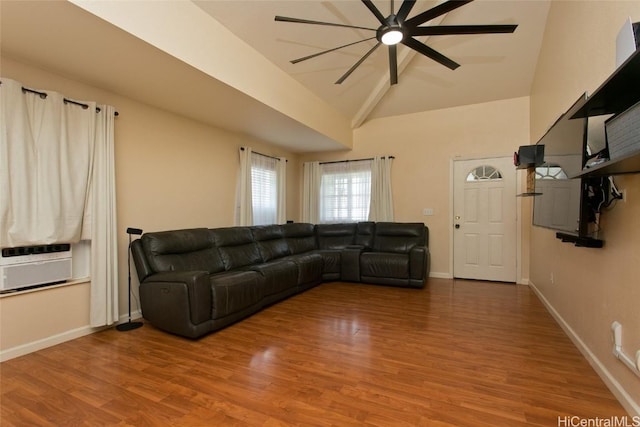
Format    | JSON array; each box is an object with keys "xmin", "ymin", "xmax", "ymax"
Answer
[
  {"xmin": 240, "ymin": 147, "xmax": 286, "ymax": 162},
  {"xmin": 21, "ymin": 87, "xmax": 119, "ymax": 116},
  {"xmin": 0, "ymin": 81, "xmax": 119, "ymax": 116},
  {"xmin": 319, "ymin": 156, "xmax": 394, "ymax": 165}
]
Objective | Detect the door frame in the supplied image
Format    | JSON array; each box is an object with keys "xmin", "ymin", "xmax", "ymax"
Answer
[{"xmin": 448, "ymin": 156, "xmax": 525, "ymax": 284}]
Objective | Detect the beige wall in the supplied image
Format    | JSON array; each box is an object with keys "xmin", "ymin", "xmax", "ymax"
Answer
[
  {"xmin": 300, "ymin": 96, "xmax": 531, "ymax": 278},
  {"xmin": 529, "ymin": 0, "xmax": 640, "ymax": 413},
  {"xmin": 0, "ymin": 56, "xmax": 300, "ymax": 356}
]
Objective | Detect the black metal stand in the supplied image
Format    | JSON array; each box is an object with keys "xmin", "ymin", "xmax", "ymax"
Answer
[{"xmin": 117, "ymin": 230, "xmax": 143, "ymax": 332}]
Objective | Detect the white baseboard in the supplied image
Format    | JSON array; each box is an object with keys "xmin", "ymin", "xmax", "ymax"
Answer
[
  {"xmin": 529, "ymin": 281, "xmax": 640, "ymax": 417},
  {"xmin": 0, "ymin": 309, "xmax": 142, "ymax": 362},
  {"xmin": 429, "ymin": 271, "xmax": 453, "ymax": 279},
  {"xmin": 0, "ymin": 324, "xmax": 106, "ymax": 362}
]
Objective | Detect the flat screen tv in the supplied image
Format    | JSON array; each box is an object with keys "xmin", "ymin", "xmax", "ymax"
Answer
[{"xmin": 532, "ymin": 94, "xmax": 589, "ymax": 235}]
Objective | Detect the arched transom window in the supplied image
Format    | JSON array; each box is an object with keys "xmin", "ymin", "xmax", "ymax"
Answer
[
  {"xmin": 535, "ymin": 163, "xmax": 568, "ymax": 180},
  {"xmin": 466, "ymin": 165, "xmax": 503, "ymax": 182}
]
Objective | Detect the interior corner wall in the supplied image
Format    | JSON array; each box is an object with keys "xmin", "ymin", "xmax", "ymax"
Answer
[
  {"xmin": 529, "ymin": 1, "xmax": 640, "ymax": 414},
  {"xmin": 0, "ymin": 56, "xmax": 300, "ymax": 358},
  {"xmin": 299, "ymin": 95, "xmax": 531, "ymax": 279}
]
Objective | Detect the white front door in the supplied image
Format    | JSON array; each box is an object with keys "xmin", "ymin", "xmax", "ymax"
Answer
[{"xmin": 453, "ymin": 157, "xmax": 517, "ymax": 282}]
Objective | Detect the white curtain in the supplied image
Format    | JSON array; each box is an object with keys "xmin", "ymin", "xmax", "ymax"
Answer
[
  {"xmin": 1, "ymin": 78, "xmax": 95, "ymax": 246},
  {"xmin": 0, "ymin": 78, "xmax": 118, "ymax": 327},
  {"xmin": 236, "ymin": 146, "xmax": 253, "ymax": 226},
  {"xmin": 369, "ymin": 156, "xmax": 394, "ymax": 221},
  {"xmin": 302, "ymin": 161, "xmax": 321, "ymax": 223},
  {"xmin": 89, "ymin": 105, "xmax": 119, "ymax": 326},
  {"xmin": 276, "ymin": 157, "xmax": 287, "ymax": 224}
]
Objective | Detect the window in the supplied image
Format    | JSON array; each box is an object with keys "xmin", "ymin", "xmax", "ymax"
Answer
[
  {"xmin": 319, "ymin": 160, "xmax": 372, "ymax": 223},
  {"xmin": 466, "ymin": 165, "xmax": 503, "ymax": 181},
  {"xmin": 535, "ymin": 163, "xmax": 568, "ymax": 180},
  {"xmin": 251, "ymin": 153, "xmax": 278, "ymax": 226}
]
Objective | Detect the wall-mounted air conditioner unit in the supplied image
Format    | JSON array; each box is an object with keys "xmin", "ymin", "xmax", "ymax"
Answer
[{"xmin": 0, "ymin": 244, "xmax": 72, "ymax": 292}]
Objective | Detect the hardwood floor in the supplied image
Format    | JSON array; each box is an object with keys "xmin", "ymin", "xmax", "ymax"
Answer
[{"xmin": 0, "ymin": 279, "xmax": 627, "ymax": 426}]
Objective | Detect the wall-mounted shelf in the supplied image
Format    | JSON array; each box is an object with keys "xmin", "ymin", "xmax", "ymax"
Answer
[
  {"xmin": 556, "ymin": 232, "xmax": 603, "ymax": 248},
  {"xmin": 572, "ymin": 49, "xmax": 640, "ymax": 119},
  {"xmin": 573, "ymin": 150, "xmax": 640, "ymax": 177},
  {"xmin": 570, "ymin": 48, "xmax": 640, "ymax": 177}
]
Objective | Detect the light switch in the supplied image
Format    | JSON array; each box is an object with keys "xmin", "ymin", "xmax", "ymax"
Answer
[{"xmin": 422, "ymin": 208, "xmax": 434, "ymax": 216}]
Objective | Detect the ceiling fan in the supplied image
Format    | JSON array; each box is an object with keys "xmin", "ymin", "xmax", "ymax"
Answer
[{"xmin": 275, "ymin": 0, "xmax": 517, "ymax": 85}]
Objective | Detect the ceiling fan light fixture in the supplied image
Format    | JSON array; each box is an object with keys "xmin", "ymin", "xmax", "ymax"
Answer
[{"xmin": 381, "ymin": 28, "xmax": 403, "ymax": 45}]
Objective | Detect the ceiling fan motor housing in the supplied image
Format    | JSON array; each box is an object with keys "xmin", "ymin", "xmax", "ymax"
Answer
[{"xmin": 377, "ymin": 14, "xmax": 405, "ymax": 45}]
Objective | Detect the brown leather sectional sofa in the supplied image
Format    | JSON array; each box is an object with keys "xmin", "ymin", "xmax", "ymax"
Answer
[{"xmin": 131, "ymin": 222, "xmax": 429, "ymax": 338}]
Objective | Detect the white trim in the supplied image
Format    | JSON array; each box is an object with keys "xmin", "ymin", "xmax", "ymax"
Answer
[
  {"xmin": 448, "ymin": 158, "xmax": 454, "ymax": 279},
  {"xmin": 0, "ymin": 324, "xmax": 106, "ymax": 362},
  {"xmin": 429, "ymin": 271, "xmax": 454, "ymax": 279},
  {"xmin": 529, "ymin": 281, "xmax": 640, "ymax": 417},
  {"xmin": 516, "ymin": 170, "xmax": 523, "ymax": 284},
  {"xmin": 0, "ymin": 277, "xmax": 90, "ymax": 299},
  {"xmin": 0, "ymin": 309, "xmax": 142, "ymax": 362}
]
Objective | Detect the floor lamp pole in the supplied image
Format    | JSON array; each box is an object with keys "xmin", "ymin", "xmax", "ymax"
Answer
[{"xmin": 117, "ymin": 228, "xmax": 143, "ymax": 332}]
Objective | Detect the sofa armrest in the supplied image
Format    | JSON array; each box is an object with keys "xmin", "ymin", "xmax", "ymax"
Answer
[
  {"xmin": 341, "ymin": 245, "xmax": 364, "ymax": 281},
  {"xmin": 140, "ymin": 271, "xmax": 212, "ymax": 327},
  {"xmin": 409, "ymin": 246, "xmax": 429, "ymax": 281}
]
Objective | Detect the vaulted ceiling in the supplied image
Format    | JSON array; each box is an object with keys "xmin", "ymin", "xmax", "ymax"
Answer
[
  {"xmin": 1, "ymin": 0, "xmax": 550, "ymax": 152},
  {"xmin": 195, "ymin": 0, "xmax": 550, "ymax": 127}
]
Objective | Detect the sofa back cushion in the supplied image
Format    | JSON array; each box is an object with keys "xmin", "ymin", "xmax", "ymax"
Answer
[
  {"xmin": 282, "ymin": 223, "xmax": 317, "ymax": 254},
  {"xmin": 316, "ymin": 223, "xmax": 356, "ymax": 249},
  {"xmin": 251, "ymin": 225, "xmax": 291, "ymax": 262},
  {"xmin": 210, "ymin": 227, "xmax": 262, "ymax": 270},
  {"xmin": 356, "ymin": 222, "xmax": 375, "ymax": 249},
  {"xmin": 373, "ymin": 222, "xmax": 426, "ymax": 253},
  {"xmin": 141, "ymin": 228, "xmax": 224, "ymax": 274}
]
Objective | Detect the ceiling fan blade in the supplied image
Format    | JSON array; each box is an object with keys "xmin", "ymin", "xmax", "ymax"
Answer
[
  {"xmin": 396, "ymin": 0, "xmax": 416, "ymax": 22},
  {"xmin": 290, "ymin": 37, "xmax": 377, "ymax": 64},
  {"xmin": 389, "ymin": 44, "xmax": 398, "ymax": 85},
  {"xmin": 336, "ymin": 42, "xmax": 382, "ymax": 84},
  {"xmin": 411, "ymin": 24, "xmax": 517, "ymax": 36},
  {"xmin": 361, "ymin": 0, "xmax": 388, "ymax": 26},
  {"xmin": 405, "ymin": 0, "xmax": 474, "ymax": 27},
  {"xmin": 402, "ymin": 37, "xmax": 460, "ymax": 70},
  {"xmin": 275, "ymin": 16, "xmax": 376, "ymax": 32}
]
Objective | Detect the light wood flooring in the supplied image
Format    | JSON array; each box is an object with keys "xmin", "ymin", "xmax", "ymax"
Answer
[{"xmin": 0, "ymin": 279, "xmax": 627, "ymax": 426}]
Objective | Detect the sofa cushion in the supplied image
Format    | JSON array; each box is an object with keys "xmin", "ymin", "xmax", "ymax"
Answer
[
  {"xmin": 210, "ymin": 227, "xmax": 262, "ymax": 270},
  {"xmin": 252, "ymin": 225, "xmax": 291, "ymax": 261},
  {"xmin": 249, "ymin": 259, "xmax": 298, "ymax": 297},
  {"xmin": 315, "ymin": 249, "xmax": 341, "ymax": 275},
  {"xmin": 316, "ymin": 223, "xmax": 356, "ymax": 249},
  {"xmin": 360, "ymin": 252, "xmax": 409, "ymax": 279},
  {"xmin": 141, "ymin": 228, "xmax": 224, "ymax": 274},
  {"xmin": 209, "ymin": 270, "xmax": 263, "ymax": 319},
  {"xmin": 282, "ymin": 223, "xmax": 317, "ymax": 254},
  {"xmin": 356, "ymin": 222, "xmax": 375, "ymax": 249},
  {"xmin": 373, "ymin": 222, "xmax": 426, "ymax": 253},
  {"xmin": 284, "ymin": 252, "xmax": 323, "ymax": 285}
]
